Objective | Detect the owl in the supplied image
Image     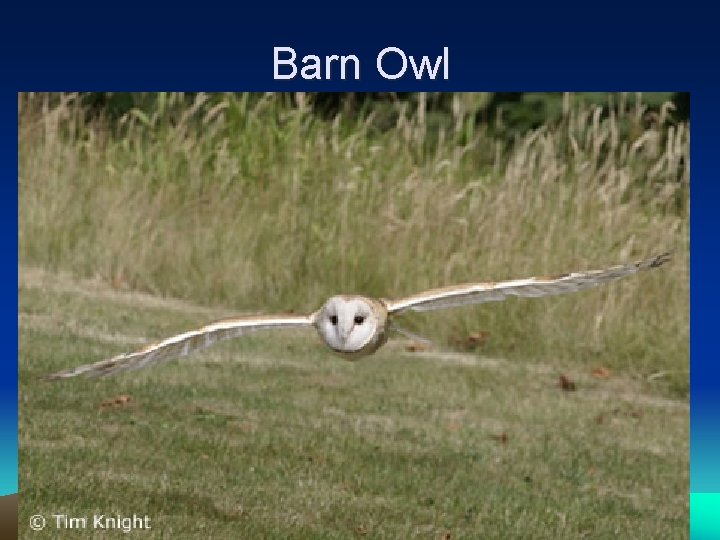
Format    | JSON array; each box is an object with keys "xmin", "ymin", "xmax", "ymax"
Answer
[{"xmin": 47, "ymin": 253, "xmax": 670, "ymax": 379}]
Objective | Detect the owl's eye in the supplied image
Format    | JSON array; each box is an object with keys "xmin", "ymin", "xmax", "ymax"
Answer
[
  {"xmin": 354, "ymin": 315, "xmax": 365, "ymax": 325},
  {"xmin": 329, "ymin": 315, "xmax": 338, "ymax": 325}
]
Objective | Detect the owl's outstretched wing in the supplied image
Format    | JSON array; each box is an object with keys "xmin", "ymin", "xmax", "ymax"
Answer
[
  {"xmin": 47, "ymin": 313, "xmax": 315, "ymax": 379},
  {"xmin": 384, "ymin": 253, "xmax": 670, "ymax": 315}
]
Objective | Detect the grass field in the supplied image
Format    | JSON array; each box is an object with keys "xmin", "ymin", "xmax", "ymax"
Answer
[
  {"xmin": 19, "ymin": 266, "xmax": 688, "ymax": 538},
  {"xmin": 19, "ymin": 92, "xmax": 689, "ymax": 538},
  {"xmin": 18, "ymin": 93, "xmax": 689, "ymax": 389}
]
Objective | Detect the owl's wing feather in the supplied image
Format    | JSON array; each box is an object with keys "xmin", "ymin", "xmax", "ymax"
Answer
[
  {"xmin": 384, "ymin": 253, "xmax": 670, "ymax": 314},
  {"xmin": 47, "ymin": 313, "xmax": 315, "ymax": 379}
]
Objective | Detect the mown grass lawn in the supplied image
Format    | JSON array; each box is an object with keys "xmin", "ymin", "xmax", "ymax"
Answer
[{"xmin": 19, "ymin": 267, "xmax": 688, "ymax": 539}]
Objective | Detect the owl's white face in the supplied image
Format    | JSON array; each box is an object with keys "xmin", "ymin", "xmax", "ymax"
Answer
[{"xmin": 315, "ymin": 296, "xmax": 378, "ymax": 353}]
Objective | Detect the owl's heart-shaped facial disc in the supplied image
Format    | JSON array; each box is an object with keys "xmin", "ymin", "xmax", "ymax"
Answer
[{"xmin": 315, "ymin": 296, "xmax": 380, "ymax": 354}]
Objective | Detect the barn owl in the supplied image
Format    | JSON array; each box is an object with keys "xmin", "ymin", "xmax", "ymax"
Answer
[{"xmin": 47, "ymin": 253, "xmax": 670, "ymax": 379}]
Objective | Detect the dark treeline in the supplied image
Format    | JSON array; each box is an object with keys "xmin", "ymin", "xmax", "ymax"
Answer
[{"xmin": 79, "ymin": 91, "xmax": 689, "ymax": 138}]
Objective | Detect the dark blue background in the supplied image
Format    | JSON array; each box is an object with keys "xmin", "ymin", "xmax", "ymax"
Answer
[
  {"xmin": 3, "ymin": 0, "xmax": 710, "ymax": 518},
  {"xmin": 1, "ymin": 4, "xmax": 713, "ymax": 89}
]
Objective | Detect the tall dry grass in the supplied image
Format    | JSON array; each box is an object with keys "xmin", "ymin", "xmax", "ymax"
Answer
[{"xmin": 18, "ymin": 92, "xmax": 689, "ymax": 392}]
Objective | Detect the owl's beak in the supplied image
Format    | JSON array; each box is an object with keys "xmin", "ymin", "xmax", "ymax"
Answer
[{"xmin": 338, "ymin": 323, "xmax": 353, "ymax": 342}]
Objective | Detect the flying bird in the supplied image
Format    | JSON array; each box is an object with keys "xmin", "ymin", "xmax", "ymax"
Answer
[{"xmin": 47, "ymin": 253, "xmax": 670, "ymax": 379}]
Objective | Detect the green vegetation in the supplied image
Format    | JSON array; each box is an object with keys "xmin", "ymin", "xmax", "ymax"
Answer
[
  {"xmin": 19, "ymin": 92, "xmax": 689, "ymax": 392},
  {"xmin": 18, "ymin": 92, "xmax": 688, "ymax": 538},
  {"xmin": 19, "ymin": 267, "xmax": 688, "ymax": 539}
]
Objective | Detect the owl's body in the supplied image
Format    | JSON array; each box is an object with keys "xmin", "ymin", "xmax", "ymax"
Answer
[{"xmin": 48, "ymin": 253, "xmax": 671, "ymax": 379}]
